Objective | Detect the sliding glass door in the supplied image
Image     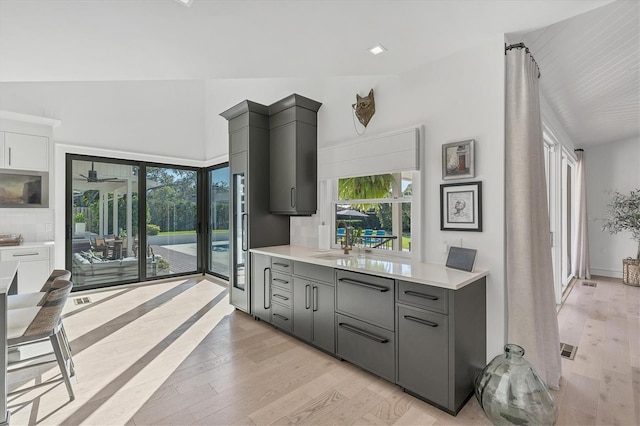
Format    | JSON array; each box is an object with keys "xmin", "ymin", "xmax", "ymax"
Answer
[
  {"xmin": 146, "ymin": 166, "xmax": 199, "ymax": 277},
  {"xmin": 68, "ymin": 157, "xmax": 140, "ymax": 289},
  {"xmin": 67, "ymin": 155, "xmax": 202, "ymax": 290},
  {"xmin": 207, "ymin": 164, "xmax": 230, "ymax": 279}
]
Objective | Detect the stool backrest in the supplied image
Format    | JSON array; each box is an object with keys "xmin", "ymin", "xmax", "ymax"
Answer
[
  {"xmin": 23, "ymin": 280, "xmax": 73, "ymax": 338},
  {"xmin": 40, "ymin": 269, "xmax": 72, "ymax": 292}
]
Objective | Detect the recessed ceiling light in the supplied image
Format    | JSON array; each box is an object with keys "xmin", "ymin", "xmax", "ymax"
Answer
[
  {"xmin": 174, "ymin": 0, "xmax": 194, "ymax": 7},
  {"xmin": 369, "ymin": 45, "xmax": 387, "ymax": 55}
]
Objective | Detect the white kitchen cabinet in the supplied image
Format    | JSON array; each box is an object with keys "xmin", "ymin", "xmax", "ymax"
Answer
[
  {"xmin": 0, "ymin": 245, "xmax": 52, "ymax": 293},
  {"xmin": 1, "ymin": 132, "xmax": 49, "ymax": 171}
]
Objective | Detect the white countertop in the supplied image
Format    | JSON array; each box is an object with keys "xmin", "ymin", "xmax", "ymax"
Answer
[
  {"xmin": 250, "ymin": 245, "xmax": 488, "ymax": 290},
  {"xmin": 0, "ymin": 241, "xmax": 54, "ymax": 251},
  {"xmin": 0, "ymin": 261, "xmax": 19, "ymax": 294}
]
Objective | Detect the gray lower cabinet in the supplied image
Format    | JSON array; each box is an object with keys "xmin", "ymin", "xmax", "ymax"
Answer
[
  {"xmin": 250, "ymin": 253, "xmax": 271, "ymax": 322},
  {"xmin": 397, "ymin": 304, "xmax": 449, "ymax": 408},
  {"xmin": 335, "ymin": 270, "xmax": 394, "ymax": 330},
  {"xmin": 336, "ymin": 313, "xmax": 395, "ymax": 382},
  {"xmin": 396, "ymin": 278, "xmax": 486, "ymax": 415},
  {"xmin": 293, "ymin": 278, "xmax": 335, "ymax": 353}
]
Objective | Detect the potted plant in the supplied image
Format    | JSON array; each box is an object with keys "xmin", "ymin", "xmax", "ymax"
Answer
[
  {"xmin": 74, "ymin": 212, "xmax": 87, "ymax": 234},
  {"xmin": 602, "ymin": 189, "xmax": 640, "ymax": 285}
]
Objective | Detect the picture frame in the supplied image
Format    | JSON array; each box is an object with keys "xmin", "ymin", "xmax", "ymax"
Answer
[
  {"xmin": 442, "ymin": 139, "xmax": 475, "ymax": 180},
  {"xmin": 0, "ymin": 170, "xmax": 49, "ymax": 208},
  {"xmin": 440, "ymin": 181, "xmax": 482, "ymax": 231}
]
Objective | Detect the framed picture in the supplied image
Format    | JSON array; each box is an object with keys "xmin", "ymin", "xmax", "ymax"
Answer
[
  {"xmin": 0, "ymin": 170, "xmax": 49, "ymax": 208},
  {"xmin": 442, "ymin": 139, "xmax": 475, "ymax": 180},
  {"xmin": 440, "ymin": 181, "xmax": 482, "ymax": 231}
]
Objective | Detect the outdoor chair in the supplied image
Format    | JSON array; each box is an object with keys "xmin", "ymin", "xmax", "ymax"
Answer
[{"xmin": 7, "ymin": 280, "xmax": 76, "ymax": 401}]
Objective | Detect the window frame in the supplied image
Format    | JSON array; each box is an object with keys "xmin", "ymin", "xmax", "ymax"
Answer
[{"xmin": 326, "ymin": 170, "xmax": 421, "ymax": 260}]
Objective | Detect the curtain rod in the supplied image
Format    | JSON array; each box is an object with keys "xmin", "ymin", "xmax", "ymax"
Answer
[{"xmin": 505, "ymin": 42, "xmax": 541, "ymax": 78}]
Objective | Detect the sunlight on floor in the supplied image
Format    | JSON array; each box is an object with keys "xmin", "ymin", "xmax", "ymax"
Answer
[{"xmin": 7, "ymin": 278, "xmax": 233, "ymax": 425}]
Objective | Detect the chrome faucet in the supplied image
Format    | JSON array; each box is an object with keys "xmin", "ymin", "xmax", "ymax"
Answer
[{"xmin": 338, "ymin": 221, "xmax": 352, "ymax": 254}]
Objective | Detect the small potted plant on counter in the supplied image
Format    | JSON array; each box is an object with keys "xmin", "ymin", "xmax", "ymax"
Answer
[
  {"xmin": 602, "ymin": 189, "xmax": 640, "ymax": 286},
  {"xmin": 74, "ymin": 212, "xmax": 87, "ymax": 234}
]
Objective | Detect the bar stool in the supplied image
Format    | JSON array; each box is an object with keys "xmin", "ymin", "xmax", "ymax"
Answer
[
  {"xmin": 7, "ymin": 269, "xmax": 71, "ymax": 310},
  {"xmin": 7, "ymin": 280, "xmax": 75, "ymax": 401}
]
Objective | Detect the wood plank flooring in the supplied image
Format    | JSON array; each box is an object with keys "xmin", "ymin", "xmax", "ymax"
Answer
[{"xmin": 6, "ymin": 274, "xmax": 639, "ymax": 425}]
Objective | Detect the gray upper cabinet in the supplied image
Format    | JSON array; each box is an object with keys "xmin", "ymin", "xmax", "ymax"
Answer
[{"xmin": 268, "ymin": 94, "xmax": 322, "ymax": 215}]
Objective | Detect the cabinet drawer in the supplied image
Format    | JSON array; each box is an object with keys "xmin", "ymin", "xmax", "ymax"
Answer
[
  {"xmin": 336, "ymin": 270, "xmax": 394, "ymax": 330},
  {"xmin": 336, "ymin": 313, "xmax": 395, "ymax": 382},
  {"xmin": 271, "ymin": 287, "xmax": 292, "ymax": 309},
  {"xmin": 294, "ymin": 261, "xmax": 334, "ymax": 285},
  {"xmin": 271, "ymin": 271, "xmax": 292, "ymax": 291},
  {"xmin": 0, "ymin": 247, "xmax": 49, "ymax": 262},
  {"xmin": 397, "ymin": 304, "xmax": 449, "ymax": 408},
  {"xmin": 271, "ymin": 303, "xmax": 293, "ymax": 332},
  {"xmin": 397, "ymin": 281, "xmax": 448, "ymax": 314},
  {"xmin": 271, "ymin": 257, "xmax": 292, "ymax": 273}
]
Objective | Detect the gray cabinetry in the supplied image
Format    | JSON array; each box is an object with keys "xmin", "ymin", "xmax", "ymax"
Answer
[
  {"xmin": 221, "ymin": 101, "xmax": 290, "ymax": 313},
  {"xmin": 292, "ymin": 263, "xmax": 335, "ymax": 354},
  {"xmin": 396, "ymin": 278, "xmax": 486, "ymax": 415},
  {"xmin": 250, "ymin": 253, "xmax": 271, "ymax": 322},
  {"xmin": 335, "ymin": 270, "xmax": 395, "ymax": 381},
  {"xmin": 268, "ymin": 94, "xmax": 322, "ymax": 216},
  {"xmin": 270, "ymin": 257, "xmax": 293, "ymax": 333},
  {"xmin": 336, "ymin": 270, "xmax": 394, "ymax": 330},
  {"xmin": 336, "ymin": 313, "xmax": 395, "ymax": 382},
  {"xmin": 397, "ymin": 304, "xmax": 448, "ymax": 408}
]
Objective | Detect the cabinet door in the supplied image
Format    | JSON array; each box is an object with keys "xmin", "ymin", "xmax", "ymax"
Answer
[
  {"xmin": 293, "ymin": 277, "xmax": 312, "ymax": 342},
  {"xmin": 251, "ymin": 253, "xmax": 271, "ymax": 321},
  {"xmin": 311, "ymin": 281, "xmax": 335, "ymax": 353},
  {"xmin": 4, "ymin": 132, "xmax": 49, "ymax": 171},
  {"xmin": 397, "ymin": 304, "xmax": 449, "ymax": 409},
  {"xmin": 269, "ymin": 122, "xmax": 297, "ymax": 214}
]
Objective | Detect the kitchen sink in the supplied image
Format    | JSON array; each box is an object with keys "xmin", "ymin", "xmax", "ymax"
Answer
[{"xmin": 311, "ymin": 252, "xmax": 355, "ymax": 260}]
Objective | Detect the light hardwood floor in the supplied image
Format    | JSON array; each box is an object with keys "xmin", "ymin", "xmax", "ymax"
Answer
[{"xmin": 7, "ymin": 274, "xmax": 639, "ymax": 425}]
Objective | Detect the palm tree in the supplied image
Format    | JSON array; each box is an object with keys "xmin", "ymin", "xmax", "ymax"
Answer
[{"xmin": 338, "ymin": 174, "xmax": 395, "ymax": 210}]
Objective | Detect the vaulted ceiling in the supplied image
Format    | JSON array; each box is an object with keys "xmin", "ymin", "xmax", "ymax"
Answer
[{"xmin": 1, "ymin": 0, "xmax": 636, "ymax": 147}]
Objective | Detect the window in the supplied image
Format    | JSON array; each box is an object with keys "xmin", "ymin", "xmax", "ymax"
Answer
[{"xmin": 334, "ymin": 172, "xmax": 413, "ymax": 253}]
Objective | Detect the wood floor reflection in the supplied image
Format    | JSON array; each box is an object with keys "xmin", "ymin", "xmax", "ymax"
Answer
[{"xmin": 7, "ymin": 275, "xmax": 639, "ymax": 425}]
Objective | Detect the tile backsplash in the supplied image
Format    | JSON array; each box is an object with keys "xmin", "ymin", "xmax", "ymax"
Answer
[
  {"xmin": 0, "ymin": 210, "xmax": 55, "ymax": 242},
  {"xmin": 290, "ymin": 215, "xmax": 321, "ymax": 248}
]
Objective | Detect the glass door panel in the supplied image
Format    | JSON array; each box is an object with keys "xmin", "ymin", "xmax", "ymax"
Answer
[
  {"xmin": 69, "ymin": 158, "xmax": 139, "ymax": 289},
  {"xmin": 209, "ymin": 165, "xmax": 230, "ymax": 279},
  {"xmin": 233, "ymin": 172, "xmax": 246, "ymax": 290},
  {"xmin": 145, "ymin": 167, "xmax": 198, "ymax": 277}
]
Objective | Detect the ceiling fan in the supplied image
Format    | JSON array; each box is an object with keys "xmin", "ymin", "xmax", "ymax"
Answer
[{"xmin": 78, "ymin": 162, "xmax": 123, "ymax": 183}]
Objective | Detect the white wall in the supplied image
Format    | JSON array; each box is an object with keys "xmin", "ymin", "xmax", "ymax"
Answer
[
  {"xmin": 586, "ymin": 137, "xmax": 640, "ymax": 277},
  {"xmin": 0, "ymin": 80, "xmax": 207, "ymax": 160},
  {"xmin": 206, "ymin": 36, "xmax": 507, "ymax": 360}
]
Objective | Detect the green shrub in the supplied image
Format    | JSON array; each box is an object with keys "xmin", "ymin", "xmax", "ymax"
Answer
[
  {"xmin": 147, "ymin": 224, "xmax": 161, "ymax": 235},
  {"xmin": 74, "ymin": 213, "xmax": 86, "ymax": 223},
  {"xmin": 157, "ymin": 258, "xmax": 170, "ymax": 270}
]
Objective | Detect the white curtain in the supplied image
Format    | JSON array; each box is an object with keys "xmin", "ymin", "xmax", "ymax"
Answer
[
  {"xmin": 505, "ymin": 46, "xmax": 562, "ymax": 389},
  {"xmin": 572, "ymin": 150, "xmax": 590, "ymax": 279}
]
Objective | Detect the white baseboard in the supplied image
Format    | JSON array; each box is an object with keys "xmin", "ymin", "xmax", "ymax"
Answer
[{"xmin": 590, "ymin": 268, "xmax": 622, "ymax": 279}]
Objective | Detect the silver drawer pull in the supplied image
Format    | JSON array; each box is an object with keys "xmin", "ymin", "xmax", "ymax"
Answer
[
  {"xmin": 338, "ymin": 323, "xmax": 388, "ymax": 343},
  {"xmin": 273, "ymin": 278, "xmax": 289, "ymax": 284},
  {"xmin": 273, "ymin": 293, "xmax": 289, "ymax": 301},
  {"xmin": 12, "ymin": 252, "xmax": 40, "ymax": 257},
  {"xmin": 404, "ymin": 290, "xmax": 438, "ymax": 300},
  {"xmin": 273, "ymin": 262, "xmax": 290, "ymax": 268},
  {"xmin": 404, "ymin": 315, "xmax": 438, "ymax": 327},
  {"xmin": 339, "ymin": 278, "xmax": 389, "ymax": 292},
  {"xmin": 273, "ymin": 313, "xmax": 289, "ymax": 321}
]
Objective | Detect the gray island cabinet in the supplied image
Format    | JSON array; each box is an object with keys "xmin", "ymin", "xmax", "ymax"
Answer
[{"xmin": 248, "ymin": 246, "xmax": 487, "ymax": 416}]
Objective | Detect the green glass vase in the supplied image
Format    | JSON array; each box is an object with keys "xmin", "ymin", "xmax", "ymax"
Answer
[{"xmin": 475, "ymin": 344, "xmax": 558, "ymax": 425}]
